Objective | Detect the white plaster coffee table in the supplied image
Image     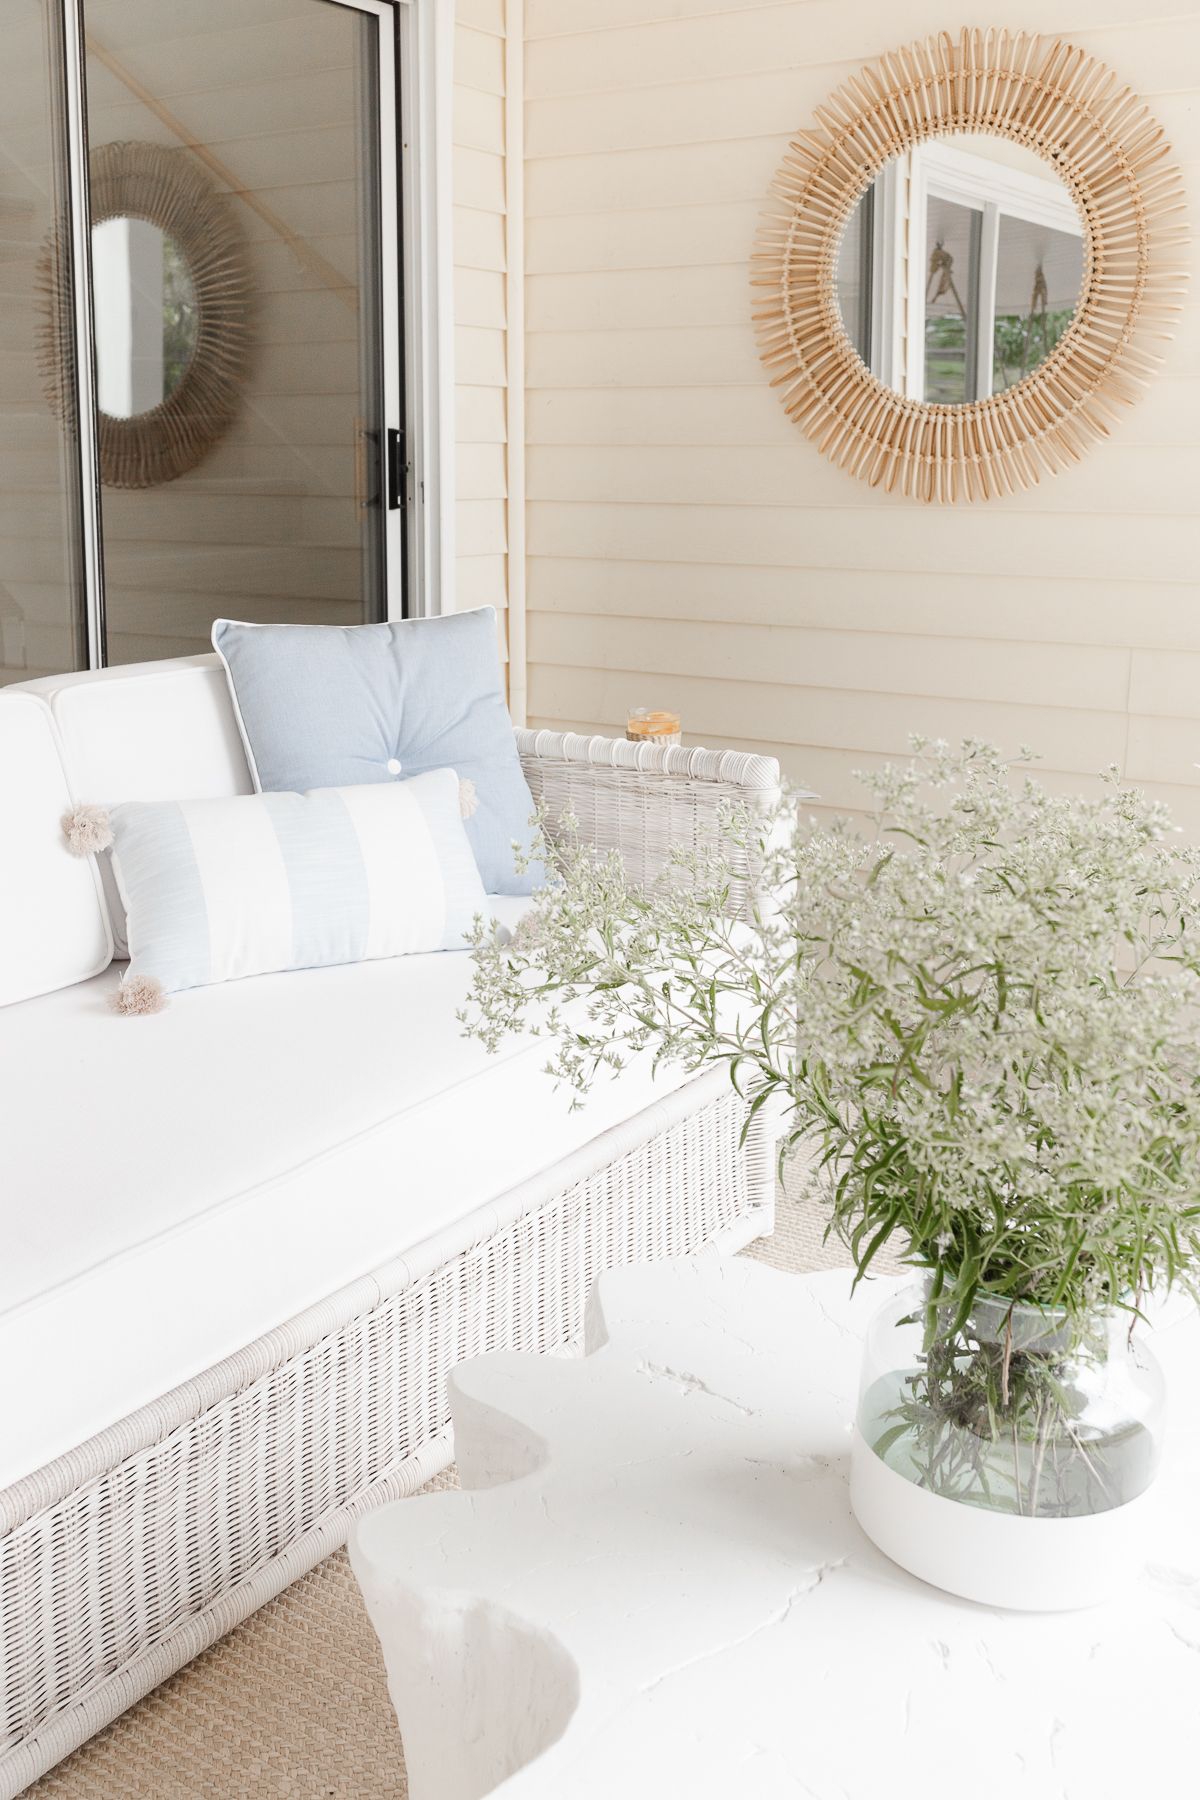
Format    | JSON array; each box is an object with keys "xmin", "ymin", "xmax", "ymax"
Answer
[{"xmin": 350, "ymin": 1258, "xmax": 1200, "ymax": 1800}]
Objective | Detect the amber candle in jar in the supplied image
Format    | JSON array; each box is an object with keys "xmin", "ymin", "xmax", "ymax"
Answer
[{"xmin": 626, "ymin": 707, "xmax": 681, "ymax": 746}]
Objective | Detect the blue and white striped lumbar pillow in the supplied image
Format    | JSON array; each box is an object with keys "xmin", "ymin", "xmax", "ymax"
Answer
[{"xmin": 108, "ymin": 768, "xmax": 489, "ymax": 1000}]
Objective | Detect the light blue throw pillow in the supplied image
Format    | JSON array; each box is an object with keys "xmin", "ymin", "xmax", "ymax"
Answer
[
  {"xmin": 109, "ymin": 771, "xmax": 490, "ymax": 998},
  {"xmin": 212, "ymin": 610, "xmax": 541, "ymax": 895}
]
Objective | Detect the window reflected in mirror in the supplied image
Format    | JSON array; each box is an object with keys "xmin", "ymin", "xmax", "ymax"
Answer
[
  {"xmin": 991, "ymin": 212, "xmax": 1082, "ymax": 397},
  {"xmin": 923, "ymin": 197, "xmax": 982, "ymax": 405},
  {"xmin": 91, "ymin": 217, "xmax": 198, "ymax": 420},
  {"xmin": 835, "ymin": 133, "xmax": 1084, "ymax": 406}
]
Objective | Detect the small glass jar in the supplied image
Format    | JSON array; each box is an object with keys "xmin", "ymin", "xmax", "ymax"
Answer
[
  {"xmin": 855, "ymin": 1283, "xmax": 1166, "ymax": 1520},
  {"xmin": 625, "ymin": 707, "xmax": 681, "ymax": 746}
]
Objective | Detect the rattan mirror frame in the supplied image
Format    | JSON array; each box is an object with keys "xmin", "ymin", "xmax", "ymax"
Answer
[
  {"xmin": 751, "ymin": 29, "xmax": 1188, "ymax": 503},
  {"xmin": 39, "ymin": 141, "xmax": 250, "ymax": 489}
]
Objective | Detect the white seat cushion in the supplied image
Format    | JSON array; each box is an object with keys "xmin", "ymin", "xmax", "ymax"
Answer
[
  {"xmin": 0, "ymin": 694, "xmax": 111, "ymax": 1005},
  {"xmin": 0, "ymin": 900, "xmax": 692, "ymax": 1489}
]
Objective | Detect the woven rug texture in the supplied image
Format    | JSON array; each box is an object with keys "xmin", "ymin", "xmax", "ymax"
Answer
[{"xmin": 30, "ymin": 1160, "xmax": 893, "ymax": 1798}]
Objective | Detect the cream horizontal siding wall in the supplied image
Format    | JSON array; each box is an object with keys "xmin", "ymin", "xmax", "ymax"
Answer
[
  {"xmin": 455, "ymin": 0, "xmax": 510, "ymax": 659},
  {"xmin": 521, "ymin": 0, "xmax": 1200, "ymax": 835}
]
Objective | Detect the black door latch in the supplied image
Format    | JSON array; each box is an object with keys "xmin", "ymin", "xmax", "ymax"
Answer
[{"xmin": 386, "ymin": 427, "xmax": 405, "ymax": 511}]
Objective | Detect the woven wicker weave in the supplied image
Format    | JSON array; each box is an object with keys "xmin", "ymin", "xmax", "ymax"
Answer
[
  {"xmin": 0, "ymin": 732, "xmax": 781, "ymax": 1797},
  {"xmin": 518, "ymin": 730, "xmax": 781, "ymax": 911},
  {"xmin": 751, "ymin": 29, "xmax": 1188, "ymax": 504}
]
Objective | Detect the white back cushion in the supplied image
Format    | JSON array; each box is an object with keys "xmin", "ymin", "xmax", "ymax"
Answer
[
  {"xmin": 0, "ymin": 694, "xmax": 112, "ymax": 1005},
  {"xmin": 13, "ymin": 656, "xmax": 253, "ymax": 955},
  {"xmin": 16, "ymin": 655, "xmax": 252, "ymax": 801}
]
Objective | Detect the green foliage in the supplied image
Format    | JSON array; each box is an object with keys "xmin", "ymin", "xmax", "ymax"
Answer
[
  {"xmin": 161, "ymin": 235, "xmax": 197, "ymax": 399},
  {"xmin": 875, "ymin": 1305, "xmax": 1146, "ymax": 1517},
  {"xmin": 992, "ymin": 307, "xmax": 1075, "ymax": 393},
  {"xmin": 463, "ymin": 741, "xmax": 1200, "ymax": 1335}
]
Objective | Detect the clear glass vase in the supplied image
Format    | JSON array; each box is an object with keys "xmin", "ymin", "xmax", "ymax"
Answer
[{"xmin": 856, "ymin": 1284, "xmax": 1165, "ymax": 1521}]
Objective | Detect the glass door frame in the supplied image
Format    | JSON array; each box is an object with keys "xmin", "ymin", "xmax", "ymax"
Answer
[
  {"xmin": 59, "ymin": 0, "xmax": 105, "ymax": 666},
  {"xmin": 55, "ymin": 0, "xmax": 444, "ymax": 666},
  {"xmin": 325, "ymin": 0, "xmax": 405, "ymax": 623}
]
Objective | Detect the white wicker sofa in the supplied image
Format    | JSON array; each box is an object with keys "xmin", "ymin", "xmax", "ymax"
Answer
[{"xmin": 0, "ymin": 655, "xmax": 781, "ymax": 1796}]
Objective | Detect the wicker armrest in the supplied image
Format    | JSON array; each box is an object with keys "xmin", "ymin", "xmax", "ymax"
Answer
[{"xmin": 515, "ymin": 728, "xmax": 781, "ymax": 899}]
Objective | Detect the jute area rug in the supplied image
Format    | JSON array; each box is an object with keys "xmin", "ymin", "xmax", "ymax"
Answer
[{"xmin": 32, "ymin": 1166, "xmax": 894, "ymax": 1798}]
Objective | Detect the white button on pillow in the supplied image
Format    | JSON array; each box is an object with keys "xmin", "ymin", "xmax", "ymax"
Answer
[{"xmin": 211, "ymin": 610, "xmax": 544, "ymax": 895}]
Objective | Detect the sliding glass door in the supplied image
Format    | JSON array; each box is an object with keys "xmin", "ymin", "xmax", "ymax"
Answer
[
  {"xmin": 2, "ymin": 0, "xmax": 403, "ymax": 681},
  {"xmin": 0, "ymin": 2, "xmax": 88, "ymax": 683}
]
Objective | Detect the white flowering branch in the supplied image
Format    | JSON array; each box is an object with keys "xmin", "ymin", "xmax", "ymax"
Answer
[{"xmin": 462, "ymin": 740, "xmax": 1200, "ymax": 1331}]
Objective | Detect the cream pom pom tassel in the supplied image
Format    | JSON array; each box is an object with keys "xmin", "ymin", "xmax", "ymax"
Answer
[
  {"xmin": 61, "ymin": 803, "xmax": 114, "ymax": 857},
  {"xmin": 110, "ymin": 975, "xmax": 167, "ymax": 1017},
  {"xmin": 458, "ymin": 778, "xmax": 479, "ymax": 819}
]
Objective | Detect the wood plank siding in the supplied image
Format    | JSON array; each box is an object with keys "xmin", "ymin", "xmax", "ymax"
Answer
[{"xmin": 521, "ymin": 0, "xmax": 1200, "ymax": 833}]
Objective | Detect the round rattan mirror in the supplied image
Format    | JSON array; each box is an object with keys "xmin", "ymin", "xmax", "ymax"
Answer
[
  {"xmin": 39, "ymin": 141, "xmax": 250, "ymax": 489},
  {"xmin": 751, "ymin": 29, "xmax": 1187, "ymax": 503}
]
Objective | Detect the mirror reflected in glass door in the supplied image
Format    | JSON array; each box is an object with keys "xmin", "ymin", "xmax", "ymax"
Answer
[
  {"xmin": 6, "ymin": 0, "xmax": 403, "ymax": 680},
  {"xmin": 80, "ymin": 0, "xmax": 400, "ymax": 665}
]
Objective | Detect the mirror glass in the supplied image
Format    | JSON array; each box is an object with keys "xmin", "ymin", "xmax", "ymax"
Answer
[
  {"xmin": 835, "ymin": 133, "xmax": 1084, "ymax": 405},
  {"xmin": 91, "ymin": 216, "xmax": 198, "ymax": 419}
]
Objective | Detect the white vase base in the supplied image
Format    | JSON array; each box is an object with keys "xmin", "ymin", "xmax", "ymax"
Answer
[{"xmin": 849, "ymin": 1425, "xmax": 1155, "ymax": 1611}]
